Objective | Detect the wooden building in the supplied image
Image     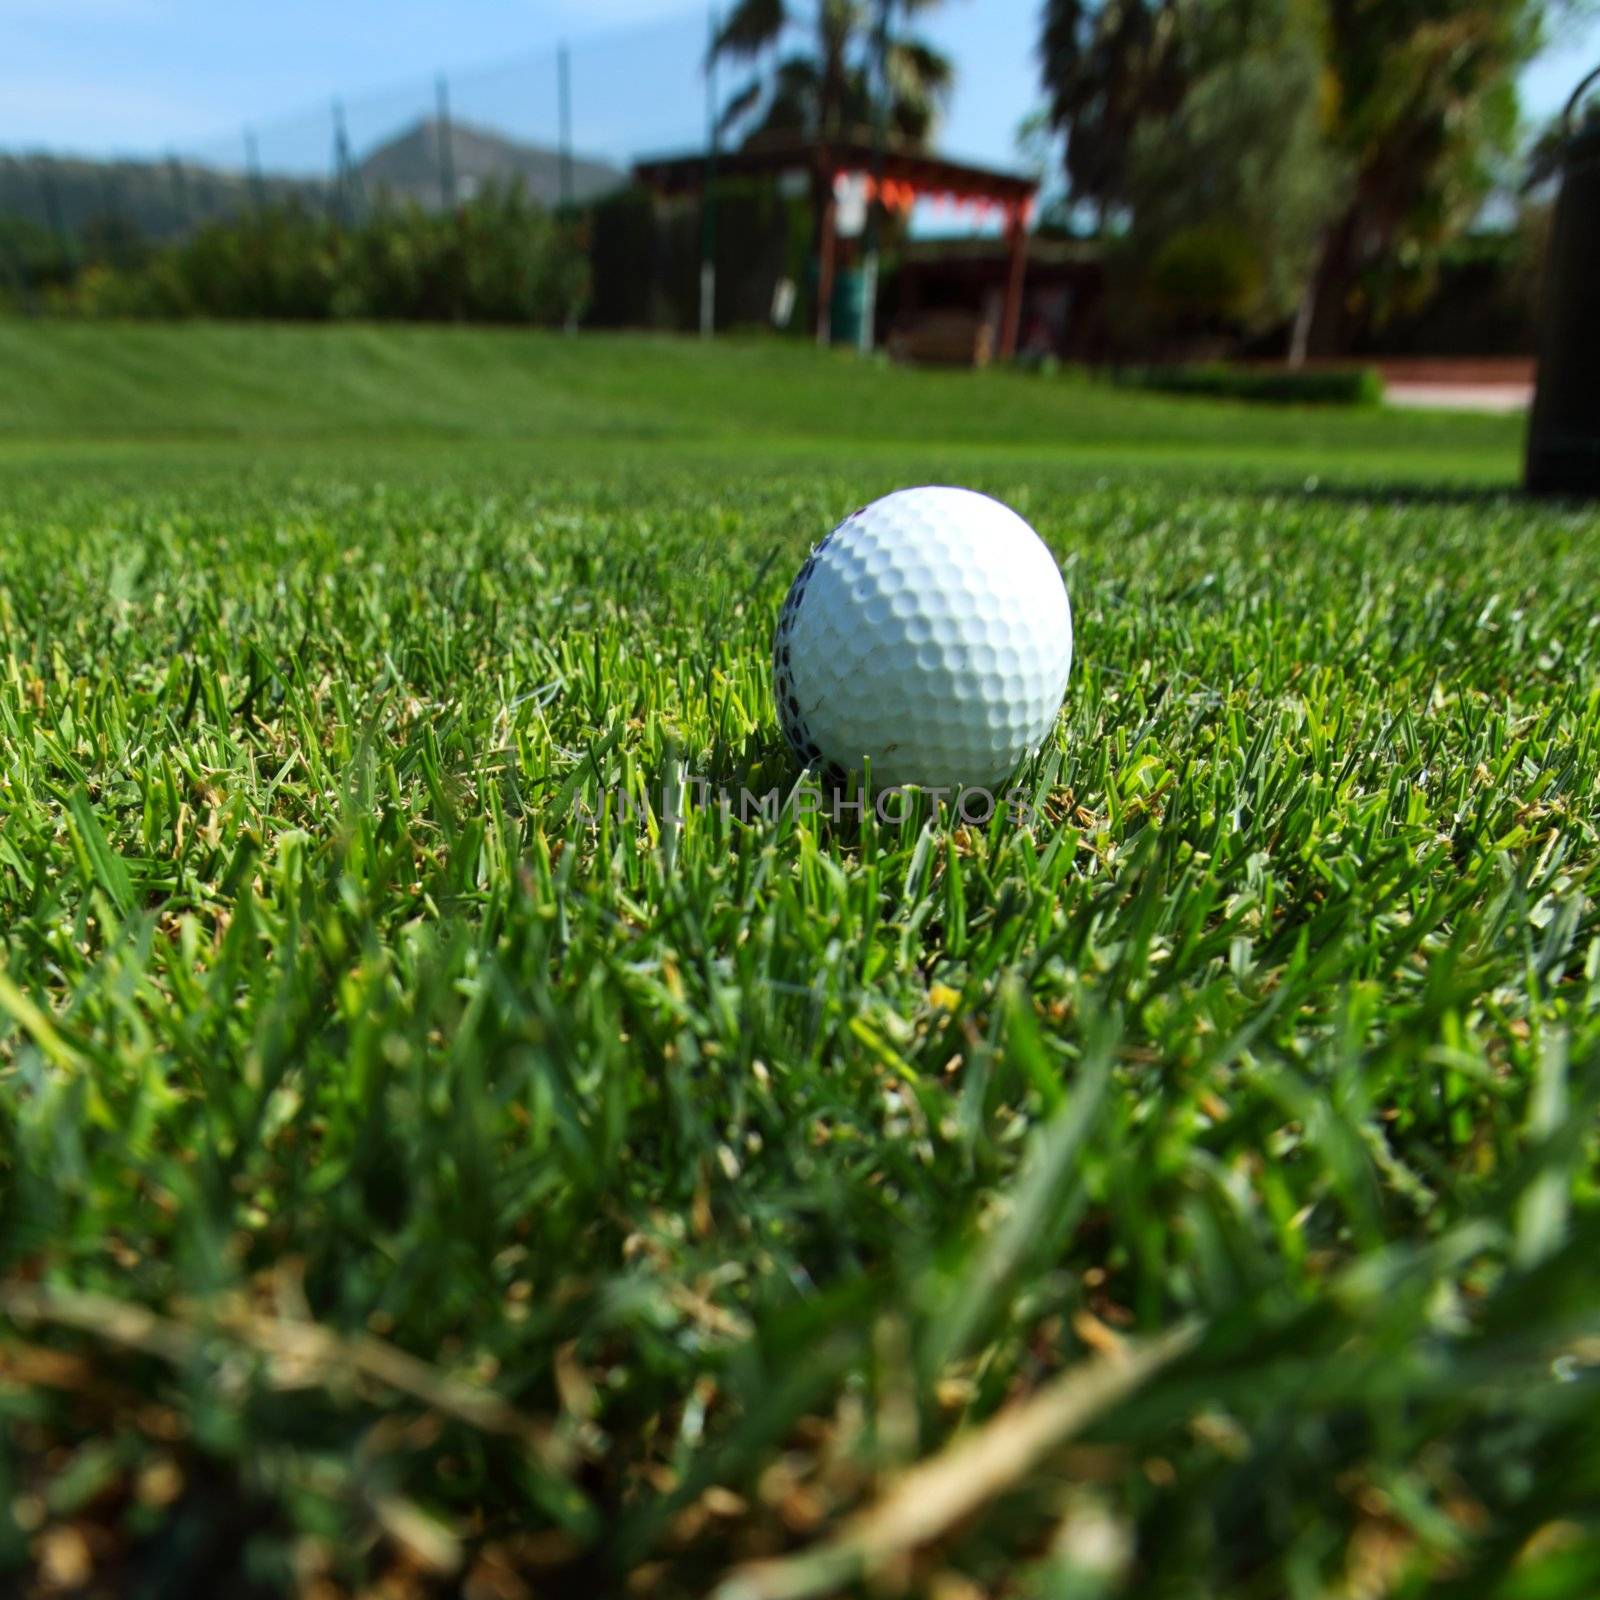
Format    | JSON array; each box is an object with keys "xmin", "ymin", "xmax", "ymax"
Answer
[{"xmin": 634, "ymin": 132, "xmax": 1042, "ymax": 361}]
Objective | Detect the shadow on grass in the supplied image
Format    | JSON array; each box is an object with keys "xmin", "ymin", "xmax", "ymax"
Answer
[{"xmin": 1244, "ymin": 479, "xmax": 1532, "ymax": 509}]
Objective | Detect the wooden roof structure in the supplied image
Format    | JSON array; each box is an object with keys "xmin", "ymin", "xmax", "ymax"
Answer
[
  {"xmin": 634, "ymin": 132, "xmax": 1037, "ymax": 205},
  {"xmin": 633, "ymin": 132, "xmax": 1040, "ymax": 357}
]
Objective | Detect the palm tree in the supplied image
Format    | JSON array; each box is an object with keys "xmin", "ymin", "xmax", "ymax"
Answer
[
  {"xmin": 1041, "ymin": 1, "xmax": 1549, "ymax": 357},
  {"xmin": 1038, "ymin": 0, "xmax": 1194, "ymax": 230},
  {"xmin": 712, "ymin": 0, "xmax": 955, "ymax": 150},
  {"xmin": 1292, "ymin": 0, "xmax": 1540, "ymax": 358}
]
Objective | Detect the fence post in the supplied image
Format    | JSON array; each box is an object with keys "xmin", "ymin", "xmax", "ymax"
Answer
[
  {"xmin": 858, "ymin": 0, "xmax": 891, "ymax": 355},
  {"xmin": 332, "ymin": 101, "xmax": 362, "ymax": 223},
  {"xmin": 167, "ymin": 153, "xmax": 190, "ymax": 236},
  {"xmin": 39, "ymin": 164, "xmax": 73, "ymax": 265},
  {"xmin": 436, "ymin": 75, "xmax": 457, "ymax": 210},
  {"xmin": 558, "ymin": 44, "xmax": 574, "ymax": 211},
  {"xmin": 700, "ymin": 7, "xmax": 719, "ymax": 339},
  {"xmin": 245, "ymin": 129, "xmax": 266, "ymax": 211}
]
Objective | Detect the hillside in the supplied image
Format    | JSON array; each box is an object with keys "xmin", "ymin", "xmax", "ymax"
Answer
[
  {"xmin": 0, "ymin": 152, "xmax": 324, "ymax": 244},
  {"xmin": 0, "ymin": 118, "xmax": 624, "ymax": 251},
  {"xmin": 358, "ymin": 117, "xmax": 625, "ymax": 209},
  {"xmin": 0, "ymin": 322, "xmax": 1522, "ymax": 483}
]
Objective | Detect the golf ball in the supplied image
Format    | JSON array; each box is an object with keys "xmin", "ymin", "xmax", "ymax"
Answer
[{"xmin": 772, "ymin": 487, "xmax": 1073, "ymax": 791}]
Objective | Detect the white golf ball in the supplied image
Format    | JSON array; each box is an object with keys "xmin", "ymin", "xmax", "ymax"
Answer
[{"xmin": 772, "ymin": 486, "xmax": 1073, "ymax": 791}]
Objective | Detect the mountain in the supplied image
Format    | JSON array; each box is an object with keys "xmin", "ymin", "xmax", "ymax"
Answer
[
  {"xmin": 0, "ymin": 118, "xmax": 626, "ymax": 257},
  {"xmin": 358, "ymin": 118, "xmax": 625, "ymax": 209},
  {"xmin": 0, "ymin": 152, "xmax": 324, "ymax": 244}
]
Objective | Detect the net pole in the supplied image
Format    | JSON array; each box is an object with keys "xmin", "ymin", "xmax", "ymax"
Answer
[
  {"xmin": 700, "ymin": 6, "xmax": 719, "ymax": 338},
  {"xmin": 99, "ymin": 166, "xmax": 126, "ymax": 269},
  {"xmin": 39, "ymin": 164, "xmax": 73, "ymax": 266},
  {"xmin": 245, "ymin": 129, "xmax": 266, "ymax": 211},
  {"xmin": 436, "ymin": 75, "xmax": 457, "ymax": 210},
  {"xmin": 329, "ymin": 103, "xmax": 343, "ymax": 222},
  {"xmin": 558, "ymin": 45, "xmax": 577, "ymax": 331},
  {"xmin": 858, "ymin": 0, "xmax": 891, "ymax": 355},
  {"xmin": 332, "ymin": 100, "xmax": 361, "ymax": 222},
  {"xmin": 167, "ymin": 153, "xmax": 189, "ymax": 236},
  {"xmin": 558, "ymin": 44, "xmax": 574, "ymax": 211}
]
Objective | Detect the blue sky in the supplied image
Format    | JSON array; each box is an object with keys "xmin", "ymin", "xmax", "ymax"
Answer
[{"xmin": 2, "ymin": 0, "xmax": 1596, "ymax": 169}]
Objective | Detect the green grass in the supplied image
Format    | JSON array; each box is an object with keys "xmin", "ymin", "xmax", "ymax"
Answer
[
  {"xmin": 1, "ymin": 322, "xmax": 1598, "ymax": 1600},
  {"xmin": 0, "ymin": 320, "xmax": 1520, "ymax": 476}
]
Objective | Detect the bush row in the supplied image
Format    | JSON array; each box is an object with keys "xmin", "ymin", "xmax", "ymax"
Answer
[
  {"xmin": 48, "ymin": 185, "xmax": 589, "ymax": 325},
  {"xmin": 1112, "ymin": 362, "xmax": 1384, "ymax": 406}
]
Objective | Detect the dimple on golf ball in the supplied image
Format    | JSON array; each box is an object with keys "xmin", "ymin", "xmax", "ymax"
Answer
[{"xmin": 771, "ymin": 486, "xmax": 1073, "ymax": 791}]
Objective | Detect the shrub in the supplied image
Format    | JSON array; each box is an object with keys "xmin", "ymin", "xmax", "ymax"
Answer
[
  {"xmin": 52, "ymin": 184, "xmax": 589, "ymax": 326},
  {"xmin": 1112, "ymin": 363, "xmax": 1384, "ymax": 406},
  {"xmin": 1145, "ymin": 225, "xmax": 1265, "ymax": 325},
  {"xmin": 0, "ymin": 216, "xmax": 79, "ymax": 308}
]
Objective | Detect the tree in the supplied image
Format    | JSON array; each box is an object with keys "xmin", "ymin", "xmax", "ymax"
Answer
[
  {"xmin": 712, "ymin": 0, "xmax": 954, "ymax": 339},
  {"xmin": 1124, "ymin": 2, "xmax": 1350, "ymax": 339},
  {"xmin": 1038, "ymin": 0, "xmax": 1560, "ymax": 355},
  {"xmin": 1295, "ymin": 0, "xmax": 1545, "ymax": 358},
  {"xmin": 712, "ymin": 0, "xmax": 954, "ymax": 149},
  {"xmin": 1038, "ymin": 0, "xmax": 1193, "ymax": 228}
]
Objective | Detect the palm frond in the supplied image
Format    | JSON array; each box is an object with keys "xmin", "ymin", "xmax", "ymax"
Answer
[
  {"xmin": 724, "ymin": 0, "xmax": 952, "ymax": 150},
  {"xmin": 717, "ymin": 78, "xmax": 768, "ymax": 138},
  {"xmin": 712, "ymin": 0, "xmax": 788, "ymax": 61},
  {"xmin": 887, "ymin": 37, "xmax": 954, "ymax": 99},
  {"xmin": 772, "ymin": 54, "xmax": 824, "ymax": 94}
]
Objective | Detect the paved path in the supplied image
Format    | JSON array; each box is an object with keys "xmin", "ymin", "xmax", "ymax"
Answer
[{"xmin": 1385, "ymin": 382, "xmax": 1532, "ymax": 414}]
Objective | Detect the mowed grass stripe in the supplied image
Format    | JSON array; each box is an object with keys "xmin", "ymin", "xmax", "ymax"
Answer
[{"xmin": 0, "ymin": 331, "xmax": 1596, "ymax": 1597}]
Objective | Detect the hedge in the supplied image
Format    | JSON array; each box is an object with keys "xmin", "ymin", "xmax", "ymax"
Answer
[{"xmin": 1112, "ymin": 363, "xmax": 1384, "ymax": 406}]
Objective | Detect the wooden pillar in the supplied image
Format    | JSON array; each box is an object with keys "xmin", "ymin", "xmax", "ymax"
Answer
[
  {"xmin": 816, "ymin": 182, "xmax": 838, "ymax": 347},
  {"xmin": 999, "ymin": 201, "xmax": 1029, "ymax": 363}
]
